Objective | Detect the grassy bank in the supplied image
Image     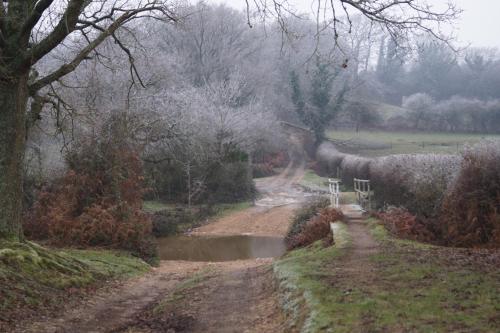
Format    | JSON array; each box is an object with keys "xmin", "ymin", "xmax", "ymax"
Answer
[
  {"xmin": 273, "ymin": 222, "xmax": 350, "ymax": 332},
  {"xmin": 273, "ymin": 219, "xmax": 500, "ymax": 332},
  {"xmin": 0, "ymin": 241, "xmax": 149, "ymax": 329},
  {"xmin": 327, "ymin": 130, "xmax": 500, "ymax": 157}
]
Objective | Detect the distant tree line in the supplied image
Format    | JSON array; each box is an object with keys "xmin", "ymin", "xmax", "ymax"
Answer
[{"xmin": 352, "ymin": 39, "xmax": 500, "ymax": 133}]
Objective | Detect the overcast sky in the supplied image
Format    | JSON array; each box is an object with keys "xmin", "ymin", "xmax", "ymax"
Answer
[{"xmin": 210, "ymin": 0, "xmax": 500, "ymax": 49}]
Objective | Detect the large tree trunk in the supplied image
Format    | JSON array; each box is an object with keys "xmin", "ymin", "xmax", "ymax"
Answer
[{"xmin": 0, "ymin": 75, "xmax": 29, "ymax": 240}]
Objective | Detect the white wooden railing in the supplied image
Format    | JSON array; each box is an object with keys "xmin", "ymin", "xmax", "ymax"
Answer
[
  {"xmin": 328, "ymin": 178, "xmax": 341, "ymax": 208},
  {"xmin": 353, "ymin": 178, "xmax": 371, "ymax": 211}
]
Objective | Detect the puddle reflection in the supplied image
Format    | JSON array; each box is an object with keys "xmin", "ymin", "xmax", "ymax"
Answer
[{"xmin": 158, "ymin": 235, "xmax": 286, "ymax": 262}]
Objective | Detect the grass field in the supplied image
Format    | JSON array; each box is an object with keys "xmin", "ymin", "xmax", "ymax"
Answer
[{"xmin": 327, "ymin": 130, "xmax": 500, "ymax": 157}]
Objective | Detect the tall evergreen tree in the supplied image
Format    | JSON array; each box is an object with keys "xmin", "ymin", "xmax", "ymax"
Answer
[{"xmin": 290, "ymin": 58, "xmax": 348, "ymax": 145}]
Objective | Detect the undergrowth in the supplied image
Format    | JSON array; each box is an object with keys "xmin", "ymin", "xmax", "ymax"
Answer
[
  {"xmin": 285, "ymin": 197, "xmax": 330, "ymax": 248},
  {"xmin": 24, "ymin": 116, "xmax": 156, "ymax": 261},
  {"xmin": 286, "ymin": 208, "xmax": 344, "ymax": 250}
]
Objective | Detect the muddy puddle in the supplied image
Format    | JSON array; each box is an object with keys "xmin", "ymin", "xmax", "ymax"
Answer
[{"xmin": 158, "ymin": 235, "xmax": 286, "ymax": 261}]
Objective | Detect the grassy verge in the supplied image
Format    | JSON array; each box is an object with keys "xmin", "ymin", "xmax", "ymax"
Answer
[
  {"xmin": 364, "ymin": 218, "xmax": 499, "ymax": 332},
  {"xmin": 273, "ymin": 222, "xmax": 350, "ymax": 333},
  {"xmin": 274, "ymin": 219, "xmax": 500, "ymax": 332},
  {"xmin": 0, "ymin": 241, "xmax": 149, "ymax": 328},
  {"xmin": 65, "ymin": 248, "xmax": 150, "ymax": 278}
]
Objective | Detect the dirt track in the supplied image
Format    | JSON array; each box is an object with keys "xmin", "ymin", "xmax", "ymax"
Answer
[
  {"xmin": 16, "ymin": 160, "xmax": 308, "ymax": 333},
  {"xmin": 192, "ymin": 158, "xmax": 308, "ymax": 238}
]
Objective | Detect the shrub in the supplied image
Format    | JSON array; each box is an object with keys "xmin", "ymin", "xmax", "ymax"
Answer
[
  {"xmin": 205, "ymin": 161, "xmax": 256, "ymax": 203},
  {"xmin": 150, "ymin": 208, "xmax": 195, "ymax": 237},
  {"xmin": 440, "ymin": 141, "xmax": 500, "ymax": 248},
  {"xmin": 286, "ymin": 197, "xmax": 331, "ymax": 245},
  {"xmin": 143, "ymin": 160, "xmax": 186, "ymax": 202},
  {"xmin": 286, "ymin": 207, "xmax": 344, "ymax": 250},
  {"xmin": 370, "ymin": 154, "xmax": 460, "ymax": 217},
  {"xmin": 315, "ymin": 142, "xmax": 372, "ymax": 185},
  {"xmin": 24, "ymin": 115, "xmax": 156, "ymax": 261},
  {"xmin": 375, "ymin": 207, "xmax": 439, "ymax": 243}
]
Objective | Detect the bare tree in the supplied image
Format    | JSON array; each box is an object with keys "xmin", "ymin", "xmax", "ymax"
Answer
[
  {"xmin": 245, "ymin": 0, "xmax": 459, "ymax": 48},
  {"xmin": 0, "ymin": 0, "xmax": 177, "ymax": 240}
]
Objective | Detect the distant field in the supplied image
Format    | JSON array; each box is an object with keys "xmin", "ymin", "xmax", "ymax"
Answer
[{"xmin": 326, "ymin": 130, "xmax": 500, "ymax": 157}]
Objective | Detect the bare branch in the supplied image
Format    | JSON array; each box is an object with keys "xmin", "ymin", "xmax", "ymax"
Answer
[
  {"xmin": 245, "ymin": 0, "xmax": 460, "ymax": 51},
  {"xmin": 23, "ymin": 0, "xmax": 88, "ymax": 69},
  {"xmin": 29, "ymin": 5, "xmax": 176, "ymax": 93},
  {"xmin": 19, "ymin": 0, "xmax": 55, "ymax": 39}
]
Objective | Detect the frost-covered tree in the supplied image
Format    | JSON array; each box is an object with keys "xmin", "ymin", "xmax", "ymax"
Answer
[
  {"xmin": 0, "ymin": 0, "xmax": 460, "ymax": 240},
  {"xmin": 402, "ymin": 93, "xmax": 434, "ymax": 130},
  {"xmin": 0, "ymin": 0, "xmax": 178, "ymax": 240}
]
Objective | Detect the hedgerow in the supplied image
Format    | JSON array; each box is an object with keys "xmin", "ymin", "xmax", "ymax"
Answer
[
  {"xmin": 440, "ymin": 141, "xmax": 500, "ymax": 247},
  {"xmin": 339, "ymin": 155, "xmax": 371, "ymax": 187},
  {"xmin": 316, "ymin": 140, "xmax": 500, "ymax": 248},
  {"xmin": 370, "ymin": 153, "xmax": 461, "ymax": 217}
]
